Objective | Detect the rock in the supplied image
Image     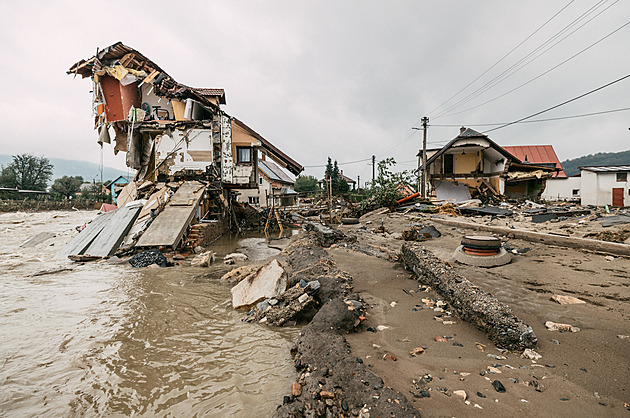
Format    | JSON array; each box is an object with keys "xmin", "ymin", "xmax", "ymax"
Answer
[
  {"xmin": 383, "ymin": 353, "xmax": 397, "ymax": 361},
  {"xmin": 453, "ymin": 390, "xmax": 467, "ymax": 401},
  {"xmin": 376, "ymin": 325, "xmax": 390, "ymax": 331},
  {"xmin": 492, "ymin": 380, "xmax": 506, "ymax": 393},
  {"xmin": 434, "ymin": 336, "xmax": 447, "ymax": 342},
  {"xmin": 410, "ymin": 347, "xmax": 425, "ymax": 356},
  {"xmin": 231, "ymin": 259, "xmax": 287, "ymax": 308},
  {"xmin": 291, "ymin": 382, "xmax": 302, "ymax": 397},
  {"xmin": 477, "ymin": 392, "xmax": 486, "ymax": 398},
  {"xmin": 618, "ymin": 335, "xmax": 629, "ymax": 339},
  {"xmin": 224, "ymin": 252, "xmax": 248, "ymax": 264},
  {"xmin": 221, "ymin": 265, "xmax": 256, "ymax": 284},
  {"xmin": 320, "ymin": 390, "xmax": 334, "ymax": 399},
  {"xmin": 191, "ymin": 250, "xmax": 215, "ymax": 267},
  {"xmin": 545, "ymin": 321, "xmax": 580, "ymax": 332},
  {"xmin": 298, "ymin": 293, "xmax": 309, "ymax": 304},
  {"xmin": 522, "ymin": 348, "xmax": 542, "ymax": 360},
  {"xmin": 551, "ymin": 295, "xmax": 586, "ymax": 305}
]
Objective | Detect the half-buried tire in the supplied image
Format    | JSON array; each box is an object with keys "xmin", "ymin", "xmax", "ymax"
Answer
[{"xmin": 461, "ymin": 235, "xmax": 502, "ymax": 250}]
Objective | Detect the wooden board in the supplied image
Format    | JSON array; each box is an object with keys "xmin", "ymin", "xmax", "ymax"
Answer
[
  {"xmin": 83, "ymin": 205, "xmax": 141, "ymax": 257},
  {"xmin": 54, "ymin": 210, "xmax": 116, "ymax": 259},
  {"xmin": 135, "ymin": 182, "xmax": 205, "ymax": 248},
  {"xmin": 612, "ymin": 188, "xmax": 624, "ymax": 207}
]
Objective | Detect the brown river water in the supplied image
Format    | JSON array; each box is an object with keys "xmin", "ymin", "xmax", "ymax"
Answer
[{"xmin": 0, "ymin": 210, "xmax": 299, "ymax": 417}]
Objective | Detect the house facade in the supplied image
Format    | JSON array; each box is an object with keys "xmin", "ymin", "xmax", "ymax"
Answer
[
  {"xmin": 580, "ymin": 166, "xmax": 630, "ymax": 207},
  {"xmin": 238, "ymin": 157, "xmax": 298, "ymax": 207},
  {"xmin": 68, "ymin": 42, "xmax": 259, "ymax": 191},
  {"xmin": 421, "ymin": 128, "xmax": 555, "ymax": 201}
]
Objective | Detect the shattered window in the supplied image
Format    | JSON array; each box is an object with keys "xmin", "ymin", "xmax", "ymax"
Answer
[{"xmin": 237, "ymin": 147, "xmax": 252, "ymax": 163}]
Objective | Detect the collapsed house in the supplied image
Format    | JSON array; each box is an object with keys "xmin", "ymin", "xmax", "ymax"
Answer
[
  {"xmin": 419, "ymin": 127, "xmax": 556, "ymax": 202},
  {"xmin": 63, "ymin": 42, "xmax": 302, "ymax": 257}
]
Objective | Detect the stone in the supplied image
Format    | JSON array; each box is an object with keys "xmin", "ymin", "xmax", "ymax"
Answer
[
  {"xmin": 551, "ymin": 295, "xmax": 586, "ymax": 305},
  {"xmin": 522, "ymin": 348, "xmax": 542, "ymax": 360},
  {"xmin": 492, "ymin": 380, "xmax": 506, "ymax": 393},
  {"xmin": 231, "ymin": 259, "xmax": 287, "ymax": 308},
  {"xmin": 453, "ymin": 390, "xmax": 467, "ymax": 401},
  {"xmin": 320, "ymin": 390, "xmax": 334, "ymax": 399},
  {"xmin": 292, "ymin": 382, "xmax": 302, "ymax": 397},
  {"xmin": 545, "ymin": 321, "xmax": 580, "ymax": 332},
  {"xmin": 224, "ymin": 252, "xmax": 248, "ymax": 264},
  {"xmin": 129, "ymin": 249, "xmax": 167, "ymax": 268},
  {"xmin": 221, "ymin": 265, "xmax": 256, "ymax": 284},
  {"xmin": 191, "ymin": 250, "xmax": 215, "ymax": 267},
  {"xmin": 410, "ymin": 347, "xmax": 425, "ymax": 356}
]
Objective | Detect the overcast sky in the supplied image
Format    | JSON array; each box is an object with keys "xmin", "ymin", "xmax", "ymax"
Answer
[{"xmin": 1, "ymin": 1, "xmax": 629, "ymax": 184}]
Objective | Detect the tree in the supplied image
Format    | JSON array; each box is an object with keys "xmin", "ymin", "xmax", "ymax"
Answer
[
  {"xmin": 0, "ymin": 154, "xmax": 53, "ymax": 191},
  {"xmin": 80, "ymin": 181, "xmax": 110, "ymax": 203},
  {"xmin": 51, "ymin": 176, "xmax": 84, "ymax": 199},
  {"xmin": 294, "ymin": 175, "xmax": 320, "ymax": 193},
  {"xmin": 361, "ymin": 157, "xmax": 416, "ymax": 212}
]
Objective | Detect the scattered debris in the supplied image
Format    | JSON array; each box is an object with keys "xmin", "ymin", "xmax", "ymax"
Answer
[
  {"xmin": 231, "ymin": 259, "xmax": 287, "ymax": 308},
  {"xmin": 522, "ymin": 348, "xmax": 542, "ymax": 360},
  {"xmin": 129, "ymin": 249, "xmax": 167, "ymax": 268},
  {"xmin": 551, "ymin": 295, "xmax": 586, "ymax": 305},
  {"xmin": 191, "ymin": 250, "xmax": 215, "ymax": 267},
  {"xmin": 410, "ymin": 347, "xmax": 425, "ymax": 356},
  {"xmin": 545, "ymin": 321, "xmax": 580, "ymax": 333}
]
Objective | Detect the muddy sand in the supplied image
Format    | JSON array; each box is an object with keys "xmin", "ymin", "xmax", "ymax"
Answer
[{"xmin": 322, "ymin": 210, "xmax": 630, "ymax": 417}]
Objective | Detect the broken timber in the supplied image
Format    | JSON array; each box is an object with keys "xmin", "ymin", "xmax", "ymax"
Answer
[
  {"xmin": 135, "ymin": 181, "xmax": 205, "ymax": 249},
  {"xmin": 401, "ymin": 242, "xmax": 537, "ymax": 351},
  {"xmin": 54, "ymin": 210, "xmax": 117, "ymax": 259}
]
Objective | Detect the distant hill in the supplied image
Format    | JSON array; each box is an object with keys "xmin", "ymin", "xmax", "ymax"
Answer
[
  {"xmin": 0, "ymin": 155, "xmax": 130, "ymax": 185},
  {"xmin": 561, "ymin": 150, "xmax": 630, "ymax": 176}
]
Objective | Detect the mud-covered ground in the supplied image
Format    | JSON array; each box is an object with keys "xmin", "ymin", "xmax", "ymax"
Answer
[{"xmin": 326, "ymin": 209, "xmax": 630, "ymax": 417}]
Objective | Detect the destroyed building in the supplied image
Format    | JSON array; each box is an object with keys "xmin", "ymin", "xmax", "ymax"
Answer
[
  {"xmin": 419, "ymin": 127, "xmax": 556, "ymax": 201},
  {"xmin": 64, "ymin": 42, "xmax": 302, "ymax": 256}
]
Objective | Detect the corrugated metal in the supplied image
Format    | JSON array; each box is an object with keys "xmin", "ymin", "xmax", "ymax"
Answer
[
  {"xmin": 580, "ymin": 165, "xmax": 630, "ymax": 172},
  {"xmin": 503, "ymin": 145, "xmax": 567, "ymax": 178}
]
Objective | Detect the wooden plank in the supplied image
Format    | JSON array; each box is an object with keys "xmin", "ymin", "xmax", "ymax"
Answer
[
  {"xmin": 135, "ymin": 182, "xmax": 205, "ymax": 248},
  {"xmin": 84, "ymin": 205, "xmax": 142, "ymax": 257},
  {"xmin": 54, "ymin": 211, "xmax": 116, "ymax": 259}
]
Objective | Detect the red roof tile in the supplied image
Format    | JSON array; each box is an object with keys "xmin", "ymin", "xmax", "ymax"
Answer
[{"xmin": 503, "ymin": 145, "xmax": 567, "ymax": 178}]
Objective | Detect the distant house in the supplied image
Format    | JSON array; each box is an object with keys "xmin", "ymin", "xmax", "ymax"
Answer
[
  {"xmin": 579, "ymin": 166, "xmax": 630, "ymax": 207},
  {"xmin": 104, "ymin": 175, "xmax": 133, "ymax": 204},
  {"xmin": 420, "ymin": 127, "xmax": 555, "ymax": 201},
  {"xmin": 318, "ymin": 170, "xmax": 356, "ymax": 190},
  {"xmin": 238, "ymin": 158, "xmax": 298, "ymax": 207}
]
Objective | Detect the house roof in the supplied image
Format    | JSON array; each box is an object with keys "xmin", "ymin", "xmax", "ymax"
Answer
[
  {"xmin": 503, "ymin": 145, "xmax": 567, "ymax": 178},
  {"xmin": 232, "ymin": 117, "xmax": 303, "ymax": 176},
  {"xmin": 340, "ymin": 173, "xmax": 356, "ymax": 184},
  {"xmin": 579, "ymin": 165, "xmax": 630, "ymax": 172},
  {"xmin": 424, "ymin": 127, "xmax": 518, "ymax": 168},
  {"xmin": 67, "ymin": 42, "xmax": 221, "ymax": 110},
  {"xmin": 104, "ymin": 175, "xmax": 133, "ymax": 188},
  {"xmin": 259, "ymin": 159, "xmax": 295, "ymax": 184}
]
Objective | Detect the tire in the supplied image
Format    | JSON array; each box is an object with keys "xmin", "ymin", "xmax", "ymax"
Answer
[{"xmin": 461, "ymin": 235, "xmax": 502, "ymax": 250}]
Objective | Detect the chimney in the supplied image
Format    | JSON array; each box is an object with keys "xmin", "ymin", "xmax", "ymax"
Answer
[{"xmin": 460, "ymin": 126, "xmax": 466, "ymax": 134}]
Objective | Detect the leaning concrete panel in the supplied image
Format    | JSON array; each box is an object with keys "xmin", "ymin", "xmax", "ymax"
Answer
[
  {"xmin": 83, "ymin": 205, "xmax": 141, "ymax": 257},
  {"xmin": 135, "ymin": 182, "xmax": 204, "ymax": 249},
  {"xmin": 401, "ymin": 242, "xmax": 537, "ymax": 351},
  {"xmin": 54, "ymin": 210, "xmax": 117, "ymax": 259}
]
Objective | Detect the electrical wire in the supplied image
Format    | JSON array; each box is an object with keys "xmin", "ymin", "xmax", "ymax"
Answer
[
  {"xmin": 428, "ymin": 1, "xmax": 574, "ymax": 117},
  {"xmin": 482, "ymin": 72, "xmax": 630, "ymax": 134},
  {"xmin": 437, "ymin": 5, "xmax": 627, "ymax": 120},
  {"xmin": 433, "ymin": 1, "xmax": 616, "ymax": 119}
]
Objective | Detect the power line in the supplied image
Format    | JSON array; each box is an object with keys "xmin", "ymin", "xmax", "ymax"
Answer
[
  {"xmin": 438, "ymin": 7, "xmax": 628, "ymax": 120},
  {"xmin": 303, "ymin": 157, "xmax": 372, "ymax": 169},
  {"xmin": 433, "ymin": 0, "xmax": 616, "ymax": 119},
  {"xmin": 428, "ymin": 1, "xmax": 574, "ymax": 117},
  {"xmin": 431, "ymin": 106, "xmax": 630, "ymax": 127},
  {"xmin": 482, "ymin": 73, "xmax": 630, "ymax": 134}
]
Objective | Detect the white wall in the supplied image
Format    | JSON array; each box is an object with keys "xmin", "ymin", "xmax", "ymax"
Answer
[
  {"xmin": 580, "ymin": 170, "xmax": 630, "ymax": 206},
  {"xmin": 542, "ymin": 177, "xmax": 581, "ymax": 201}
]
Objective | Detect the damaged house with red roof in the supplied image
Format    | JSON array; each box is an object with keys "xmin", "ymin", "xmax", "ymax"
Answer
[
  {"xmin": 419, "ymin": 128, "xmax": 558, "ymax": 202},
  {"xmin": 63, "ymin": 42, "xmax": 301, "ymax": 258}
]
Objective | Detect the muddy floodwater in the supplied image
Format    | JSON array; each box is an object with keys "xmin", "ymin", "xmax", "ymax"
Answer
[{"xmin": 0, "ymin": 210, "xmax": 298, "ymax": 417}]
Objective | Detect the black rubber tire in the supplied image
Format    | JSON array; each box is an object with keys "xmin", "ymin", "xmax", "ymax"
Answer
[{"xmin": 461, "ymin": 235, "xmax": 502, "ymax": 250}]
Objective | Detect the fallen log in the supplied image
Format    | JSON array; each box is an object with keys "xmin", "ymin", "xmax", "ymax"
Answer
[{"xmin": 401, "ymin": 242, "xmax": 537, "ymax": 351}]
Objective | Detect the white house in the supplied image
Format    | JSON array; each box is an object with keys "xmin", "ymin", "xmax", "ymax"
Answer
[
  {"xmin": 580, "ymin": 166, "xmax": 630, "ymax": 207},
  {"xmin": 238, "ymin": 158, "xmax": 298, "ymax": 208}
]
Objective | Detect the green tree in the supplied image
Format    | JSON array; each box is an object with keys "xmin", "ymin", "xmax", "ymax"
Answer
[
  {"xmin": 80, "ymin": 181, "xmax": 110, "ymax": 203},
  {"xmin": 361, "ymin": 158, "xmax": 415, "ymax": 212},
  {"xmin": 51, "ymin": 176, "xmax": 84, "ymax": 199},
  {"xmin": 0, "ymin": 154, "xmax": 53, "ymax": 191},
  {"xmin": 294, "ymin": 175, "xmax": 320, "ymax": 193}
]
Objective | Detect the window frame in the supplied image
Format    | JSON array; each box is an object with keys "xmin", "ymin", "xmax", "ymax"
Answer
[{"xmin": 236, "ymin": 146, "xmax": 253, "ymax": 164}]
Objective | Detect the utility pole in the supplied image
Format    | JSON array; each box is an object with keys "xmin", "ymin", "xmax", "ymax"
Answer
[
  {"xmin": 372, "ymin": 155, "xmax": 376, "ymax": 186},
  {"xmin": 357, "ymin": 175, "xmax": 360, "ymax": 191},
  {"xmin": 421, "ymin": 116, "xmax": 429, "ymax": 198}
]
